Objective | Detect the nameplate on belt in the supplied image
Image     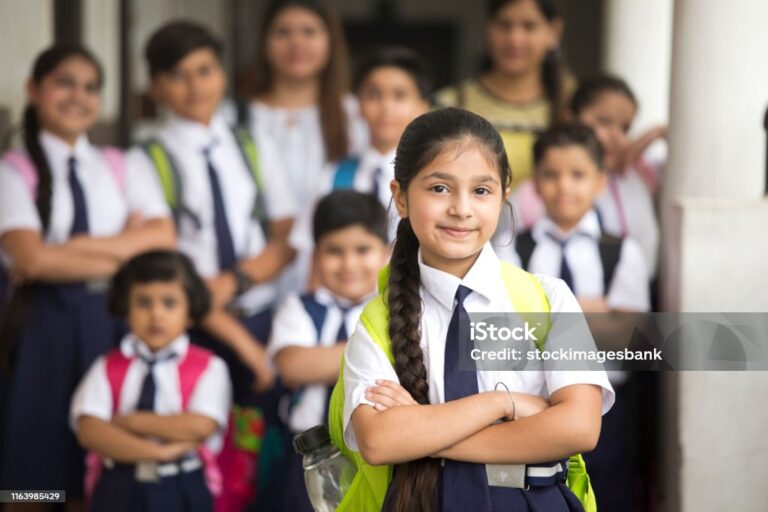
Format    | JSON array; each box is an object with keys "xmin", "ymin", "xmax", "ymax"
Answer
[
  {"xmin": 135, "ymin": 461, "xmax": 160, "ymax": 483},
  {"xmin": 486, "ymin": 463, "xmax": 526, "ymax": 488}
]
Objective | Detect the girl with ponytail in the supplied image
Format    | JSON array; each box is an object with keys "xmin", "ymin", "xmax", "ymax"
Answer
[
  {"xmin": 0, "ymin": 44, "xmax": 174, "ymax": 508},
  {"xmin": 434, "ymin": 0, "xmax": 574, "ymax": 192},
  {"xmin": 337, "ymin": 108, "xmax": 614, "ymax": 511}
]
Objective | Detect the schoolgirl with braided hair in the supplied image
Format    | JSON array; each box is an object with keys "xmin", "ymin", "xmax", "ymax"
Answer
[
  {"xmin": 0, "ymin": 44, "xmax": 173, "ymax": 508},
  {"xmin": 337, "ymin": 107, "xmax": 615, "ymax": 511}
]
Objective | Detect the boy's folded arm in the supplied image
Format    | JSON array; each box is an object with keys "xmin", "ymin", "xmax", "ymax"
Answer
[
  {"xmin": 434, "ymin": 384, "xmax": 603, "ymax": 465},
  {"xmin": 274, "ymin": 344, "xmax": 346, "ymax": 387},
  {"xmin": 113, "ymin": 412, "xmax": 219, "ymax": 442}
]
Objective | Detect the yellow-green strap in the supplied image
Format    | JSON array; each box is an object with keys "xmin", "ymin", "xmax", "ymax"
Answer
[
  {"xmin": 232, "ymin": 127, "xmax": 269, "ymax": 227},
  {"xmin": 144, "ymin": 141, "xmax": 177, "ymax": 208}
]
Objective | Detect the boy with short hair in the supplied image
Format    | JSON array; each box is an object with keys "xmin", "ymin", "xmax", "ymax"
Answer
[{"xmin": 269, "ymin": 190, "xmax": 389, "ymax": 511}]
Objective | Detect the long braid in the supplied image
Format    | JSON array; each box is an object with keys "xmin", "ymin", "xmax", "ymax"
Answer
[
  {"xmin": 385, "ymin": 218, "xmax": 442, "ymax": 511},
  {"xmin": 23, "ymin": 105, "xmax": 53, "ymax": 233}
]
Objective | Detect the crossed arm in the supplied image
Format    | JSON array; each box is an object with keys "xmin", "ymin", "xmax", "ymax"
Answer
[
  {"xmin": 76, "ymin": 411, "xmax": 217, "ymax": 463},
  {"xmin": 351, "ymin": 381, "xmax": 602, "ymax": 466},
  {"xmin": 1, "ymin": 216, "xmax": 175, "ymax": 283}
]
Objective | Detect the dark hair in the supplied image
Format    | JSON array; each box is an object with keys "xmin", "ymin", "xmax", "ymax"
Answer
[
  {"xmin": 570, "ymin": 74, "xmax": 637, "ymax": 116},
  {"xmin": 353, "ymin": 46, "xmax": 432, "ymax": 99},
  {"xmin": 24, "ymin": 44, "xmax": 103, "ymax": 234},
  {"xmin": 109, "ymin": 251, "xmax": 211, "ymax": 323},
  {"xmin": 385, "ymin": 107, "xmax": 511, "ymax": 511},
  {"xmin": 313, "ymin": 190, "xmax": 388, "ymax": 244},
  {"xmin": 253, "ymin": 0, "xmax": 351, "ymax": 161},
  {"xmin": 145, "ymin": 21, "xmax": 223, "ymax": 77},
  {"xmin": 533, "ymin": 122, "xmax": 604, "ymax": 169},
  {"xmin": 485, "ymin": 0, "xmax": 567, "ymax": 124}
]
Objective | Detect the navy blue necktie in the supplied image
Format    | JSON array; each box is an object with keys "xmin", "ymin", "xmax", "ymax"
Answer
[
  {"xmin": 547, "ymin": 233, "xmax": 575, "ymax": 293},
  {"xmin": 67, "ymin": 157, "xmax": 89, "ymax": 235},
  {"xmin": 336, "ymin": 306, "xmax": 350, "ymax": 342},
  {"xmin": 136, "ymin": 352, "xmax": 177, "ymax": 411},
  {"xmin": 442, "ymin": 285, "xmax": 493, "ymax": 511},
  {"xmin": 204, "ymin": 147, "xmax": 237, "ymax": 271},
  {"xmin": 371, "ymin": 167, "xmax": 383, "ymax": 202}
]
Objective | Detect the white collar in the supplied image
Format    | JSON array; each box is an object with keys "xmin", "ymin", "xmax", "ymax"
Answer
[
  {"xmin": 39, "ymin": 130, "xmax": 91, "ymax": 169},
  {"xmin": 162, "ymin": 111, "xmax": 231, "ymax": 152},
  {"xmin": 533, "ymin": 209, "xmax": 601, "ymax": 242},
  {"xmin": 119, "ymin": 332, "xmax": 190, "ymax": 361},
  {"xmin": 314, "ymin": 286, "xmax": 376, "ymax": 310},
  {"xmin": 418, "ymin": 242, "xmax": 504, "ymax": 311}
]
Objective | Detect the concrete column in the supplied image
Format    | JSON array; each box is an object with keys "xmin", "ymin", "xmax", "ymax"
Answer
[
  {"xmin": 602, "ymin": 0, "xmax": 673, "ymax": 134},
  {"xmin": 661, "ymin": 1, "xmax": 768, "ymax": 511},
  {"xmin": 0, "ymin": 0, "xmax": 53, "ymax": 129}
]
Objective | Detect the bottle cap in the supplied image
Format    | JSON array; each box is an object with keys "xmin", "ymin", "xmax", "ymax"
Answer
[{"xmin": 293, "ymin": 425, "xmax": 332, "ymax": 455}]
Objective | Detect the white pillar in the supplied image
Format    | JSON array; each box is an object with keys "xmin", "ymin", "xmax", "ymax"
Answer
[
  {"xmin": 0, "ymin": 0, "xmax": 53, "ymax": 126},
  {"xmin": 602, "ymin": 0, "xmax": 673, "ymax": 134},
  {"xmin": 661, "ymin": 1, "xmax": 768, "ymax": 511}
]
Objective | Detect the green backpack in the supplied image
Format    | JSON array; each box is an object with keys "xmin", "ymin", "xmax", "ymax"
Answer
[{"xmin": 327, "ymin": 262, "xmax": 598, "ymax": 511}]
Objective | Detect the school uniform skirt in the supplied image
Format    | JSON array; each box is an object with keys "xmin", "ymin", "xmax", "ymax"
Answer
[
  {"xmin": 0, "ymin": 283, "xmax": 119, "ymax": 496},
  {"xmin": 384, "ymin": 458, "xmax": 585, "ymax": 512},
  {"xmin": 90, "ymin": 464, "xmax": 212, "ymax": 512}
]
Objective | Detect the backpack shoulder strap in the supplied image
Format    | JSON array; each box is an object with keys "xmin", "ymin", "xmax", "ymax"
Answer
[
  {"xmin": 332, "ymin": 158, "xmax": 360, "ymax": 190},
  {"xmin": 104, "ymin": 348, "xmax": 133, "ymax": 414},
  {"xmin": 299, "ymin": 293, "xmax": 329, "ymax": 341},
  {"xmin": 231, "ymin": 127, "xmax": 269, "ymax": 231},
  {"xmin": 178, "ymin": 345, "xmax": 213, "ymax": 410},
  {"xmin": 100, "ymin": 147, "xmax": 126, "ymax": 193},
  {"xmin": 598, "ymin": 233, "xmax": 624, "ymax": 294},
  {"xmin": 515, "ymin": 230, "xmax": 537, "ymax": 271},
  {"xmin": 141, "ymin": 139, "xmax": 201, "ymax": 229},
  {"xmin": 499, "ymin": 261, "xmax": 551, "ymax": 351},
  {"xmin": 3, "ymin": 150, "xmax": 38, "ymax": 198},
  {"xmin": 142, "ymin": 139, "xmax": 179, "ymax": 209}
]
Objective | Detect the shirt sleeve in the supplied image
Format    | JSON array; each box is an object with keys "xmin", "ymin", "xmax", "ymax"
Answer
[
  {"xmin": 123, "ymin": 147, "xmax": 171, "ymax": 220},
  {"xmin": 342, "ymin": 320, "xmax": 399, "ymax": 451},
  {"xmin": 255, "ymin": 134, "xmax": 298, "ymax": 220},
  {"xmin": 0, "ymin": 161, "xmax": 41, "ymax": 237},
  {"xmin": 536, "ymin": 275, "xmax": 616, "ymax": 415},
  {"xmin": 267, "ymin": 293, "xmax": 318, "ymax": 359},
  {"xmin": 69, "ymin": 357, "xmax": 112, "ymax": 432},
  {"xmin": 187, "ymin": 355, "xmax": 232, "ymax": 429},
  {"xmin": 606, "ymin": 236, "xmax": 651, "ymax": 311}
]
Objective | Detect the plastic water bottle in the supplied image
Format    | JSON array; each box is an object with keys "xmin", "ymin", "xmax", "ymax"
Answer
[{"xmin": 293, "ymin": 425, "xmax": 357, "ymax": 511}]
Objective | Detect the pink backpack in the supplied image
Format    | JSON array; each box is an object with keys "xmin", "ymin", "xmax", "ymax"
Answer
[
  {"xmin": 84, "ymin": 344, "xmax": 223, "ymax": 500},
  {"xmin": 2, "ymin": 147, "xmax": 126, "ymax": 198}
]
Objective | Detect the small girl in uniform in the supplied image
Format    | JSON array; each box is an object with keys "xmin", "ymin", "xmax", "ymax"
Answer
[
  {"xmin": 0, "ymin": 44, "xmax": 174, "ymax": 508},
  {"xmin": 71, "ymin": 250, "xmax": 230, "ymax": 512},
  {"xmin": 338, "ymin": 108, "xmax": 615, "ymax": 511}
]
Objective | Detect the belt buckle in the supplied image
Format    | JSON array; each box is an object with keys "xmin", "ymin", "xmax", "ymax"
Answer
[
  {"xmin": 486, "ymin": 463, "xmax": 527, "ymax": 489},
  {"xmin": 135, "ymin": 461, "xmax": 160, "ymax": 483}
]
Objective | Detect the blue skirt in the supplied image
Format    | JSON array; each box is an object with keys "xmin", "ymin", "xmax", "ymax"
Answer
[
  {"xmin": 0, "ymin": 283, "xmax": 119, "ymax": 496},
  {"xmin": 90, "ymin": 465, "xmax": 213, "ymax": 512}
]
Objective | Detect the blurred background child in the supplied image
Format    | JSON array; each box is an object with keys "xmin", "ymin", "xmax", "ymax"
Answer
[
  {"xmin": 268, "ymin": 190, "xmax": 388, "ymax": 511},
  {"xmin": 71, "ymin": 250, "xmax": 230, "ymax": 512}
]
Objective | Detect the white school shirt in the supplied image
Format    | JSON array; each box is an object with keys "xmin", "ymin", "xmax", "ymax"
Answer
[
  {"xmin": 126, "ymin": 112, "xmax": 297, "ymax": 315},
  {"xmin": 247, "ymin": 95, "xmax": 370, "ymax": 208},
  {"xmin": 595, "ymin": 169, "xmax": 659, "ymax": 278},
  {"xmin": 0, "ymin": 131, "xmax": 170, "ymax": 265},
  {"xmin": 505, "ymin": 210, "xmax": 650, "ymax": 312},
  {"xmin": 268, "ymin": 287, "xmax": 372, "ymax": 433},
  {"xmin": 342, "ymin": 242, "xmax": 615, "ymax": 450},
  {"xmin": 287, "ymin": 146, "xmax": 398, "ymax": 292},
  {"xmin": 70, "ymin": 333, "xmax": 232, "ymax": 453}
]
